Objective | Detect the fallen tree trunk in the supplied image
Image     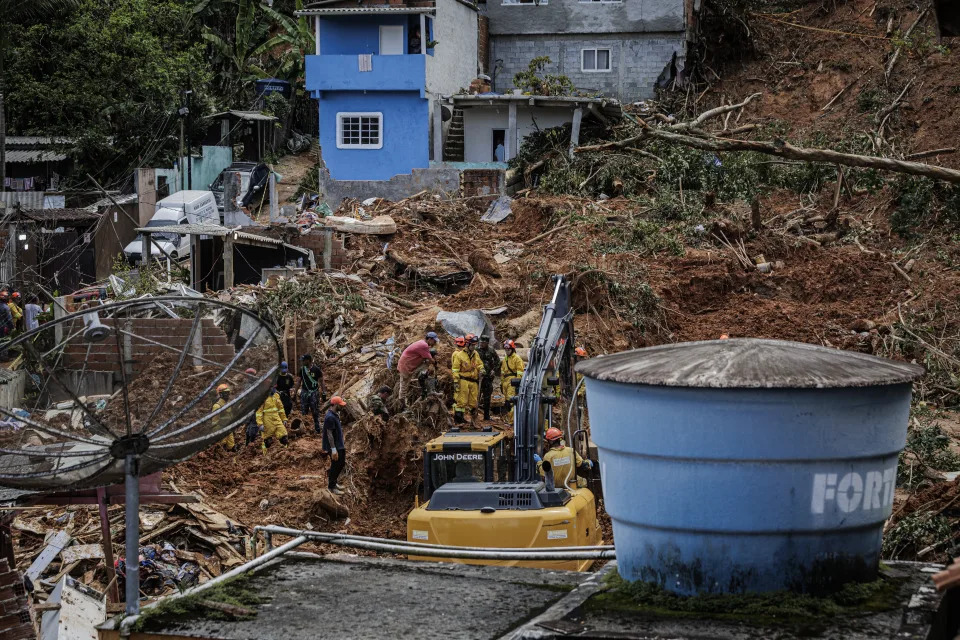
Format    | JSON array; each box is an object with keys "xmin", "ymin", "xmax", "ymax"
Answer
[{"xmin": 576, "ymin": 129, "xmax": 960, "ymax": 184}]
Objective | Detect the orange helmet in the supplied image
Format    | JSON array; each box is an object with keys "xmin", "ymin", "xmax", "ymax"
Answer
[
  {"xmin": 216, "ymin": 384, "xmax": 231, "ymax": 395},
  {"xmin": 244, "ymin": 368, "xmax": 257, "ymax": 375},
  {"xmin": 330, "ymin": 396, "xmax": 347, "ymax": 407},
  {"xmin": 503, "ymin": 339, "xmax": 516, "ymax": 350},
  {"xmin": 455, "ymin": 336, "xmax": 466, "ymax": 347},
  {"xmin": 575, "ymin": 346, "xmax": 587, "ymax": 357},
  {"xmin": 11, "ymin": 292, "xmax": 20, "ymax": 300},
  {"xmin": 545, "ymin": 427, "xmax": 563, "ymax": 442},
  {"xmin": 465, "ymin": 333, "xmax": 476, "ymax": 343}
]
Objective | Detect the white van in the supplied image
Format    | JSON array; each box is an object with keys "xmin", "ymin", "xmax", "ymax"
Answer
[{"xmin": 123, "ymin": 190, "xmax": 218, "ymax": 263}]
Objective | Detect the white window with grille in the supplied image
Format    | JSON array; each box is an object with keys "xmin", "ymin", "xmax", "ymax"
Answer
[
  {"xmin": 502, "ymin": 0, "xmax": 548, "ymax": 5},
  {"xmin": 336, "ymin": 112, "xmax": 383, "ymax": 149},
  {"xmin": 581, "ymin": 48, "xmax": 611, "ymax": 72}
]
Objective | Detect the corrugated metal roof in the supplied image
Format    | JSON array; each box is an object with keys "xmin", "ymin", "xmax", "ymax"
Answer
[
  {"xmin": 86, "ymin": 193, "xmax": 139, "ymax": 211},
  {"xmin": 296, "ymin": 6, "xmax": 434, "ymax": 15},
  {"xmin": 5, "ymin": 149, "xmax": 68, "ymax": 163},
  {"xmin": 207, "ymin": 110, "xmax": 279, "ymax": 122},
  {"xmin": 135, "ymin": 224, "xmax": 311, "ymax": 256},
  {"xmin": 0, "ymin": 192, "xmax": 46, "ymax": 210},
  {"xmin": 20, "ymin": 208, "xmax": 101, "ymax": 223},
  {"xmin": 4, "ymin": 136, "xmax": 74, "ymax": 147}
]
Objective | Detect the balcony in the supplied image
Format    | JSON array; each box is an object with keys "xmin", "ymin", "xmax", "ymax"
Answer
[{"xmin": 305, "ymin": 54, "xmax": 426, "ymax": 93}]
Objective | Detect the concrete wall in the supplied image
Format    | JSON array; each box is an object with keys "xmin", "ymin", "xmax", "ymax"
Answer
[
  {"xmin": 426, "ymin": 0, "xmax": 479, "ymax": 95},
  {"xmin": 320, "ymin": 165, "xmax": 460, "ymax": 208},
  {"xmin": 155, "ymin": 145, "xmax": 233, "ymax": 195},
  {"xmin": 94, "ymin": 202, "xmax": 139, "ymax": 279},
  {"xmin": 486, "ymin": 0, "xmax": 684, "ymax": 35},
  {"xmin": 319, "ymin": 91, "xmax": 429, "ymax": 180},
  {"xmin": 461, "ymin": 105, "xmax": 574, "ymax": 162},
  {"xmin": 318, "ymin": 15, "xmax": 411, "ymax": 54},
  {"xmin": 491, "ymin": 32, "xmax": 685, "ymax": 101}
]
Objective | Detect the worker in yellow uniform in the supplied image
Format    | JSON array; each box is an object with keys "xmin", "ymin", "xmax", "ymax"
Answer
[
  {"xmin": 8, "ymin": 292, "xmax": 23, "ymax": 332},
  {"xmin": 451, "ymin": 335, "xmax": 466, "ymax": 370},
  {"xmin": 535, "ymin": 427, "xmax": 593, "ymax": 489},
  {"xmin": 256, "ymin": 383, "xmax": 289, "ymax": 451},
  {"xmin": 500, "ymin": 339, "xmax": 524, "ymax": 424},
  {"xmin": 452, "ymin": 334, "xmax": 484, "ymax": 424},
  {"xmin": 574, "ymin": 346, "xmax": 588, "ymax": 399},
  {"xmin": 213, "ymin": 383, "xmax": 238, "ymax": 451}
]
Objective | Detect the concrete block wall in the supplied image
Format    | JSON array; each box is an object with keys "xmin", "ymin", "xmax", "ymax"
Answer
[
  {"xmin": 320, "ymin": 166, "xmax": 460, "ymax": 208},
  {"xmin": 62, "ymin": 318, "xmax": 235, "ymax": 374},
  {"xmin": 491, "ymin": 32, "xmax": 685, "ymax": 101},
  {"xmin": 0, "ymin": 559, "xmax": 33, "ymax": 640}
]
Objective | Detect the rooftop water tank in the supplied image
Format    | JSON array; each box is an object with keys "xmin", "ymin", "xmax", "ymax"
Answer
[{"xmin": 576, "ymin": 339, "xmax": 924, "ymax": 595}]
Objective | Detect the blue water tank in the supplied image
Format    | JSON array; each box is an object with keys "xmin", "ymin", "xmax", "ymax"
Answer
[{"xmin": 576, "ymin": 339, "xmax": 924, "ymax": 595}]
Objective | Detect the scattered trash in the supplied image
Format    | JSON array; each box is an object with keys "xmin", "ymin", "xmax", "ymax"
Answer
[
  {"xmin": 324, "ymin": 215, "xmax": 397, "ymax": 235},
  {"xmin": 481, "ymin": 196, "xmax": 512, "ymax": 224}
]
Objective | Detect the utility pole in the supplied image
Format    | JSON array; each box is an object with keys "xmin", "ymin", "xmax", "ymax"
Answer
[
  {"xmin": 178, "ymin": 99, "xmax": 186, "ymax": 192},
  {"xmin": 185, "ymin": 89, "xmax": 193, "ymax": 190},
  {"xmin": 0, "ymin": 91, "xmax": 6, "ymax": 192}
]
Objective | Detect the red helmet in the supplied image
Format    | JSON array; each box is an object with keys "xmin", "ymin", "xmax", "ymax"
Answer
[
  {"xmin": 455, "ymin": 336, "xmax": 466, "ymax": 347},
  {"xmin": 244, "ymin": 368, "xmax": 257, "ymax": 375},
  {"xmin": 575, "ymin": 347, "xmax": 587, "ymax": 357},
  {"xmin": 11, "ymin": 292, "xmax": 20, "ymax": 300},
  {"xmin": 503, "ymin": 339, "xmax": 516, "ymax": 350},
  {"xmin": 545, "ymin": 427, "xmax": 563, "ymax": 442}
]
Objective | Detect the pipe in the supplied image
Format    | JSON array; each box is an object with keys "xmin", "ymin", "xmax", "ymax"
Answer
[
  {"xmin": 566, "ymin": 376, "xmax": 585, "ymax": 447},
  {"xmin": 254, "ymin": 526, "xmax": 615, "ymax": 561},
  {"xmin": 124, "ymin": 455, "xmax": 140, "ymax": 616},
  {"xmin": 119, "ymin": 535, "xmax": 309, "ymax": 637},
  {"xmin": 254, "ymin": 526, "xmax": 615, "ymax": 553},
  {"xmin": 319, "ymin": 537, "xmax": 614, "ymax": 561}
]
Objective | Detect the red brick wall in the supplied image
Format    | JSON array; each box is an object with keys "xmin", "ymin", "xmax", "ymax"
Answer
[
  {"xmin": 478, "ymin": 15, "xmax": 489, "ymax": 74},
  {"xmin": 461, "ymin": 169, "xmax": 503, "ymax": 198},
  {"xmin": 63, "ymin": 318, "xmax": 235, "ymax": 374},
  {"xmin": 0, "ymin": 559, "xmax": 34, "ymax": 640},
  {"xmin": 292, "ymin": 231, "xmax": 349, "ymax": 271}
]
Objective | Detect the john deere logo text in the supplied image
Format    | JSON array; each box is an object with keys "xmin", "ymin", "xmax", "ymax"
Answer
[{"xmin": 810, "ymin": 466, "xmax": 896, "ymax": 515}]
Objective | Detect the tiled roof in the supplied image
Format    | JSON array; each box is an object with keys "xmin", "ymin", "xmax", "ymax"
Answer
[{"xmin": 4, "ymin": 136, "xmax": 74, "ymax": 147}]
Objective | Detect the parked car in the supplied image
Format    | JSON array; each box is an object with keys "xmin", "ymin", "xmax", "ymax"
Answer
[
  {"xmin": 210, "ymin": 162, "xmax": 270, "ymax": 211},
  {"xmin": 123, "ymin": 190, "xmax": 218, "ymax": 264}
]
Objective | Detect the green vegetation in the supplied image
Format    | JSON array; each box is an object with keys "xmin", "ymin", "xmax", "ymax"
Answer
[
  {"xmin": 132, "ymin": 575, "xmax": 265, "ymax": 631},
  {"xmin": 883, "ymin": 511, "xmax": 953, "ymax": 559},
  {"xmin": 896, "ymin": 404, "xmax": 960, "ymax": 487},
  {"xmin": 513, "ymin": 57, "xmax": 576, "ymax": 97},
  {"xmin": 586, "ymin": 570, "xmax": 902, "ymax": 624},
  {"xmin": 891, "ymin": 177, "xmax": 960, "ymax": 236}
]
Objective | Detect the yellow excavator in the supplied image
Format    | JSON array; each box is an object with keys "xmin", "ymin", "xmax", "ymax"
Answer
[{"xmin": 407, "ymin": 275, "xmax": 601, "ymax": 571}]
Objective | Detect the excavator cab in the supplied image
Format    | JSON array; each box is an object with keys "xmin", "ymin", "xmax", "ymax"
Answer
[
  {"xmin": 422, "ymin": 430, "xmax": 512, "ymax": 500},
  {"xmin": 408, "ymin": 275, "xmax": 602, "ymax": 571}
]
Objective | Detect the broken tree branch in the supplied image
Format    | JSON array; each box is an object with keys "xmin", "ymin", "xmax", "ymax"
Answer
[
  {"xmin": 906, "ymin": 147, "xmax": 958, "ymax": 160},
  {"xmin": 821, "ymin": 70, "xmax": 869, "ymax": 112},
  {"xmin": 577, "ymin": 128, "xmax": 960, "ymax": 184},
  {"xmin": 885, "ymin": 9, "xmax": 927, "ymax": 80},
  {"xmin": 670, "ymin": 93, "xmax": 762, "ymax": 132}
]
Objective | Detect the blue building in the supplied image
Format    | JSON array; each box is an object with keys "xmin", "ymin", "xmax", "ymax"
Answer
[{"xmin": 299, "ymin": 0, "xmax": 480, "ymax": 197}]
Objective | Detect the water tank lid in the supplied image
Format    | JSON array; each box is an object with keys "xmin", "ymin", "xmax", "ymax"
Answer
[{"xmin": 575, "ymin": 338, "xmax": 925, "ymax": 389}]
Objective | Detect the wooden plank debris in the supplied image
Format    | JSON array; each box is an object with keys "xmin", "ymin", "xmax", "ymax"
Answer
[{"xmin": 26, "ymin": 530, "xmax": 72, "ymax": 582}]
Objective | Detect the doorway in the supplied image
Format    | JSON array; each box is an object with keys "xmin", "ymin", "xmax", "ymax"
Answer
[
  {"xmin": 492, "ymin": 129, "xmax": 506, "ymax": 162},
  {"xmin": 379, "ymin": 25, "xmax": 404, "ymax": 55}
]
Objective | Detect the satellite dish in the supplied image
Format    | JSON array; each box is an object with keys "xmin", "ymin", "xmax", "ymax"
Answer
[{"xmin": 0, "ymin": 296, "xmax": 280, "ymax": 615}]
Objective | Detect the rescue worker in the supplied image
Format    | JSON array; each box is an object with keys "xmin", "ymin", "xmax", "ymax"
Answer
[
  {"xmin": 369, "ymin": 385, "xmax": 391, "ymax": 420},
  {"xmin": 451, "ymin": 336, "xmax": 466, "ymax": 369},
  {"xmin": 275, "ymin": 361, "xmax": 296, "ymax": 416},
  {"xmin": 397, "ymin": 331, "xmax": 438, "ymax": 405},
  {"xmin": 8, "ymin": 292, "xmax": 23, "ymax": 332},
  {"xmin": 295, "ymin": 353, "xmax": 328, "ymax": 434},
  {"xmin": 323, "ymin": 396, "xmax": 348, "ymax": 495},
  {"xmin": 213, "ymin": 383, "xmax": 239, "ymax": 452},
  {"xmin": 418, "ymin": 348, "xmax": 439, "ymax": 399},
  {"xmin": 0, "ymin": 293, "xmax": 13, "ymax": 338},
  {"xmin": 451, "ymin": 335, "xmax": 484, "ymax": 424},
  {"xmin": 477, "ymin": 335, "xmax": 500, "ymax": 422},
  {"xmin": 535, "ymin": 427, "xmax": 593, "ymax": 489},
  {"xmin": 243, "ymin": 368, "xmax": 261, "ymax": 447},
  {"xmin": 500, "ymin": 340, "xmax": 524, "ymax": 423},
  {"xmin": 257, "ymin": 383, "xmax": 289, "ymax": 449},
  {"xmin": 573, "ymin": 346, "xmax": 588, "ymax": 399}
]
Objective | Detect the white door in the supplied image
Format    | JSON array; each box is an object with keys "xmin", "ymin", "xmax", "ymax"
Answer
[{"xmin": 379, "ymin": 25, "xmax": 404, "ymax": 55}]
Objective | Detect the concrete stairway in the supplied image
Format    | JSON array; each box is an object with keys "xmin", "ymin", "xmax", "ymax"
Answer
[{"xmin": 442, "ymin": 108, "xmax": 465, "ymax": 162}]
